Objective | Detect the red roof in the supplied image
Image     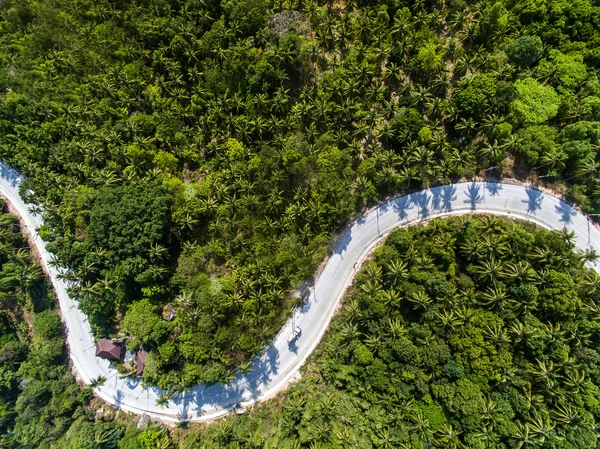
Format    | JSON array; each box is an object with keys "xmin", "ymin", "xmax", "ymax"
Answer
[
  {"xmin": 95, "ymin": 339, "xmax": 121, "ymax": 361},
  {"xmin": 136, "ymin": 348, "xmax": 148, "ymax": 377}
]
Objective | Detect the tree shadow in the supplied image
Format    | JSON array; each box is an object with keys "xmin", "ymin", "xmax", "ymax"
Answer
[
  {"xmin": 125, "ymin": 376, "xmax": 138, "ymax": 390},
  {"xmin": 464, "ymin": 183, "xmax": 483, "ymax": 210},
  {"xmin": 0, "ymin": 162, "xmax": 23, "ymax": 188},
  {"xmin": 333, "ymin": 229, "xmax": 352, "ymax": 255},
  {"xmin": 113, "ymin": 389, "xmax": 125, "ymax": 405},
  {"xmin": 441, "ymin": 185, "xmax": 457, "ymax": 211},
  {"xmin": 299, "ymin": 289, "xmax": 313, "ymax": 314},
  {"xmin": 412, "ymin": 191, "xmax": 431, "ymax": 218},
  {"xmin": 431, "ymin": 187, "xmax": 443, "ymax": 211},
  {"xmin": 555, "ymin": 202, "xmax": 576, "ymax": 224},
  {"xmin": 485, "ymin": 182, "xmax": 503, "ymax": 197},
  {"xmin": 287, "ymin": 338, "xmax": 299, "ymax": 354},
  {"xmin": 523, "ymin": 187, "xmax": 544, "ymax": 214},
  {"xmin": 379, "ymin": 201, "xmax": 390, "ymax": 216},
  {"xmin": 392, "ymin": 195, "xmax": 414, "ymax": 221}
]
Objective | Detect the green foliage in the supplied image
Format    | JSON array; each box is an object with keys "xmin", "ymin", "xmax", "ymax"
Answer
[
  {"xmin": 0, "ymin": 0, "xmax": 598, "ymax": 444},
  {"xmin": 180, "ymin": 216, "xmax": 600, "ymax": 449},
  {"xmin": 452, "ymin": 74, "xmax": 497, "ymax": 119},
  {"xmin": 504, "ymin": 35, "xmax": 543, "ymax": 68},
  {"xmin": 122, "ymin": 299, "xmax": 169, "ymax": 346},
  {"xmin": 86, "ymin": 183, "xmax": 172, "ymax": 265},
  {"xmin": 0, "ymin": 0, "xmax": 600, "ymax": 393},
  {"xmin": 516, "ymin": 125, "xmax": 560, "ymax": 166},
  {"xmin": 33, "ymin": 310, "xmax": 62, "ymax": 340},
  {"xmin": 0, "ymin": 208, "xmax": 87, "ymax": 449},
  {"xmin": 545, "ymin": 50, "xmax": 588, "ymax": 92},
  {"xmin": 511, "ymin": 78, "xmax": 560, "ymax": 124}
]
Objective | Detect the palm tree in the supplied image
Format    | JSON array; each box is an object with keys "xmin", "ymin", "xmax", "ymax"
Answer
[
  {"xmin": 575, "ymin": 159, "xmax": 600, "ymax": 182},
  {"xmin": 541, "ymin": 322, "xmax": 564, "ymax": 343},
  {"xmin": 436, "ymin": 309, "xmax": 460, "ymax": 331},
  {"xmin": 460, "ymin": 238, "xmax": 482, "ymax": 260},
  {"xmin": 360, "ymin": 279, "xmax": 382, "ymax": 297},
  {"xmin": 411, "ymin": 409, "xmax": 433, "ymax": 444},
  {"xmin": 528, "ymin": 359, "xmax": 557, "ymax": 386},
  {"xmin": 556, "ymin": 227, "xmax": 576, "ymax": 248},
  {"xmin": 480, "ymin": 286, "xmax": 507, "ymax": 310},
  {"xmin": 381, "ymin": 289, "xmax": 401, "ymax": 308},
  {"xmin": 156, "ymin": 388, "xmax": 175, "ymax": 408},
  {"xmin": 407, "ymin": 290, "xmax": 432, "ymax": 311},
  {"xmin": 513, "ymin": 421, "xmax": 544, "ymax": 448},
  {"xmin": 564, "ymin": 369, "xmax": 587, "ymax": 393},
  {"xmin": 363, "ymin": 263, "xmax": 382, "ymax": 282},
  {"xmin": 455, "ymin": 306, "xmax": 474, "ymax": 324},
  {"xmin": 551, "ymin": 404, "xmax": 582, "ymax": 425},
  {"xmin": 387, "ymin": 317, "xmax": 407, "ymax": 338},
  {"xmin": 95, "ymin": 428, "xmax": 118, "ymax": 446},
  {"xmin": 502, "ymin": 261, "xmax": 537, "ymax": 283},
  {"xmin": 364, "ymin": 334, "xmax": 382, "ymax": 351},
  {"xmin": 455, "ymin": 117, "xmax": 477, "ymax": 136},
  {"xmin": 581, "ymin": 248, "xmax": 599, "ymax": 263},
  {"xmin": 24, "ymin": 263, "xmax": 44, "ymax": 287},
  {"xmin": 339, "ymin": 322, "xmax": 360, "ymax": 341},
  {"xmin": 522, "ymin": 386, "xmax": 545, "ymax": 412},
  {"xmin": 531, "ymin": 246, "xmax": 557, "ymax": 267},
  {"xmin": 472, "ymin": 258, "xmax": 503, "ymax": 284},
  {"xmin": 527, "ymin": 415, "xmax": 557, "ymax": 445},
  {"xmin": 483, "ymin": 323, "xmax": 511, "ymax": 347},
  {"xmin": 581, "ymin": 272, "xmax": 600, "ymax": 294},
  {"xmin": 434, "ymin": 423, "xmax": 462, "ymax": 448},
  {"xmin": 89, "ymin": 375, "xmax": 107, "ymax": 389},
  {"xmin": 537, "ymin": 148, "xmax": 567, "ymax": 173}
]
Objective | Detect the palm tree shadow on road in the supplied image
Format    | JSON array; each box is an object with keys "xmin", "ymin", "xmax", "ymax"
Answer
[{"xmin": 523, "ymin": 187, "xmax": 544, "ymax": 214}]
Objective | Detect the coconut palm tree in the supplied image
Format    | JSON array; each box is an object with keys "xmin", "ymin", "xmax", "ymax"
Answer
[
  {"xmin": 483, "ymin": 323, "xmax": 511, "ymax": 347},
  {"xmin": 472, "ymin": 258, "xmax": 503, "ymax": 284},
  {"xmin": 407, "ymin": 290, "xmax": 432, "ymax": 311},
  {"xmin": 89, "ymin": 375, "xmax": 107, "ymax": 389},
  {"xmin": 460, "ymin": 238, "xmax": 482, "ymax": 261},
  {"xmin": 527, "ymin": 415, "xmax": 557, "ymax": 446},
  {"xmin": 381, "ymin": 289, "xmax": 401, "ymax": 308},
  {"xmin": 436, "ymin": 309, "xmax": 461, "ymax": 331},
  {"xmin": 156, "ymin": 388, "xmax": 175, "ymax": 408},
  {"xmin": 479, "ymin": 285, "xmax": 508, "ymax": 310},
  {"xmin": 564, "ymin": 369, "xmax": 587, "ymax": 393},
  {"xmin": 551, "ymin": 403, "xmax": 583, "ymax": 425},
  {"xmin": 387, "ymin": 316, "xmax": 407, "ymax": 338},
  {"xmin": 434, "ymin": 423, "xmax": 463, "ymax": 448},
  {"xmin": 502, "ymin": 261, "xmax": 537, "ymax": 283},
  {"xmin": 513, "ymin": 421, "xmax": 544, "ymax": 448}
]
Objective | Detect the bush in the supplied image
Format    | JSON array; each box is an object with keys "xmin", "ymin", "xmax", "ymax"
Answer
[{"xmin": 33, "ymin": 310, "xmax": 62, "ymax": 340}]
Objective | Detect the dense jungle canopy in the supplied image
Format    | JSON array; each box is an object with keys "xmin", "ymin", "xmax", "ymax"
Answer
[
  {"xmin": 183, "ymin": 216, "xmax": 600, "ymax": 449},
  {"xmin": 5, "ymin": 215, "xmax": 600, "ymax": 449},
  {"xmin": 1, "ymin": 0, "xmax": 600, "ymax": 421}
]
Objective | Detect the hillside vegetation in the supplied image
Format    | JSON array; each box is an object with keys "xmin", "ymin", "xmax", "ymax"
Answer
[
  {"xmin": 0, "ymin": 203, "xmax": 86, "ymax": 448},
  {"xmin": 45, "ymin": 216, "xmax": 600, "ymax": 448},
  {"xmin": 175, "ymin": 216, "xmax": 600, "ymax": 448},
  {"xmin": 1, "ymin": 0, "xmax": 600, "ymax": 389}
]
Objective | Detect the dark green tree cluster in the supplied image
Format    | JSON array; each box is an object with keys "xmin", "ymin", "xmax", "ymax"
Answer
[
  {"xmin": 0, "ymin": 203, "xmax": 80, "ymax": 448},
  {"xmin": 0, "ymin": 204, "xmax": 175, "ymax": 449},
  {"xmin": 180, "ymin": 216, "xmax": 600, "ymax": 449},
  {"xmin": 1, "ymin": 0, "xmax": 600, "ymax": 385}
]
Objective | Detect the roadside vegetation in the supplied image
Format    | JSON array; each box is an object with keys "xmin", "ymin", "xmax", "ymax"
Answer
[
  {"xmin": 0, "ymin": 203, "xmax": 83, "ymax": 448},
  {"xmin": 0, "ymin": 203, "xmax": 175, "ymax": 449},
  {"xmin": 1, "ymin": 0, "xmax": 600, "ymax": 388},
  {"xmin": 162, "ymin": 216, "xmax": 600, "ymax": 448},
  {"xmin": 38, "ymin": 215, "xmax": 600, "ymax": 448}
]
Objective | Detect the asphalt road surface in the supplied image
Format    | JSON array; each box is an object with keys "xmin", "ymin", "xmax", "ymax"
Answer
[{"xmin": 2, "ymin": 162, "xmax": 599, "ymax": 422}]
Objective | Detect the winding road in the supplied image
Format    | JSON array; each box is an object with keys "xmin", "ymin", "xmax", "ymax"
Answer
[{"xmin": 1, "ymin": 162, "xmax": 599, "ymax": 422}]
